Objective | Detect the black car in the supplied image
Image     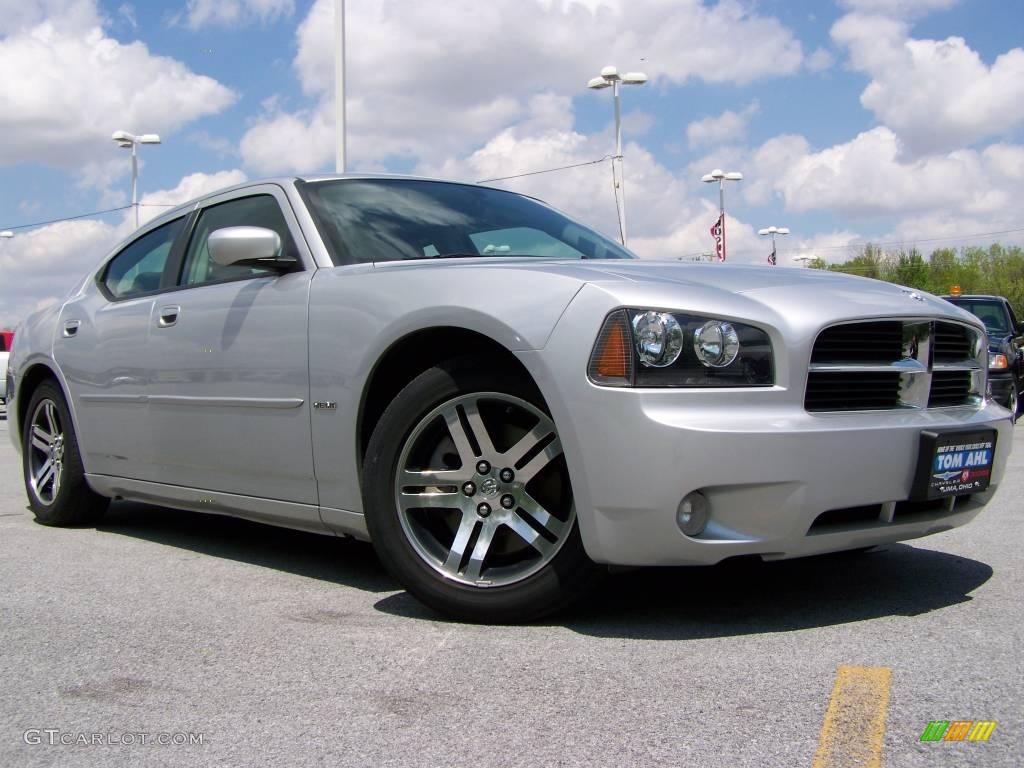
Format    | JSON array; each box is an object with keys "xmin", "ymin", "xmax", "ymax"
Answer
[{"xmin": 942, "ymin": 294, "xmax": 1023, "ymax": 419}]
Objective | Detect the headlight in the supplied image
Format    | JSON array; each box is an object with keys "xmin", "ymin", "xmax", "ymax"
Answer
[
  {"xmin": 632, "ymin": 311, "xmax": 683, "ymax": 367},
  {"xmin": 989, "ymin": 352, "xmax": 1008, "ymax": 370},
  {"xmin": 588, "ymin": 309, "xmax": 775, "ymax": 388}
]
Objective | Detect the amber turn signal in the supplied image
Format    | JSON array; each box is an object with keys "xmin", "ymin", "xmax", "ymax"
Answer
[{"xmin": 588, "ymin": 310, "xmax": 635, "ymax": 386}]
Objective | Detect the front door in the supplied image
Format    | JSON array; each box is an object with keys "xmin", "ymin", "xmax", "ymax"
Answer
[{"xmin": 144, "ymin": 187, "xmax": 317, "ymax": 506}]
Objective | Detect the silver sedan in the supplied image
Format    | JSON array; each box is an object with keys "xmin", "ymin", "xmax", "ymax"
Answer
[{"xmin": 6, "ymin": 176, "xmax": 1014, "ymax": 621}]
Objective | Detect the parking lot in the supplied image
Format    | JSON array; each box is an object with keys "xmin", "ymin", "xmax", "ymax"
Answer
[{"xmin": 0, "ymin": 411, "xmax": 1020, "ymax": 767}]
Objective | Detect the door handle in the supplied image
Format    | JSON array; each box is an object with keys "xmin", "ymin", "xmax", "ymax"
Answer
[
  {"xmin": 62, "ymin": 320, "xmax": 81, "ymax": 338},
  {"xmin": 158, "ymin": 305, "xmax": 181, "ymax": 328}
]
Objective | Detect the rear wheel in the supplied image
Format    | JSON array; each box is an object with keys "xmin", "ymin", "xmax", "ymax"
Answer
[
  {"xmin": 23, "ymin": 381, "xmax": 108, "ymax": 526},
  {"xmin": 363, "ymin": 360, "xmax": 600, "ymax": 622}
]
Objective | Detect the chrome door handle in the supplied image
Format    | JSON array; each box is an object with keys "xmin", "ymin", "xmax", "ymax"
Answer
[
  {"xmin": 62, "ymin": 320, "xmax": 81, "ymax": 338},
  {"xmin": 158, "ymin": 305, "xmax": 181, "ymax": 328}
]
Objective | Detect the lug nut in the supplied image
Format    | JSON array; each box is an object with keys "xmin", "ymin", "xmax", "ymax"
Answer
[
  {"xmin": 476, "ymin": 460, "xmax": 491, "ymax": 475},
  {"xmin": 499, "ymin": 468, "xmax": 514, "ymax": 483},
  {"xmin": 462, "ymin": 482, "xmax": 476, "ymax": 496},
  {"xmin": 477, "ymin": 502, "xmax": 492, "ymax": 518},
  {"xmin": 500, "ymin": 494, "xmax": 515, "ymax": 510}
]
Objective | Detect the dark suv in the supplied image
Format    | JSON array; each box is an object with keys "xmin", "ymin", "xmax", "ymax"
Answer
[{"xmin": 942, "ymin": 294, "xmax": 1023, "ymax": 419}]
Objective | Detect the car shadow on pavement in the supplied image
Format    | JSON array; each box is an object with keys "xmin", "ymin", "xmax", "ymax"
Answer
[
  {"xmin": 98, "ymin": 500, "xmax": 397, "ymax": 594},
  {"xmin": 374, "ymin": 544, "xmax": 994, "ymax": 637}
]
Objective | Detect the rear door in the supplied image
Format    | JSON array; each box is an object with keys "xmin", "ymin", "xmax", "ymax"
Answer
[{"xmin": 55, "ymin": 216, "xmax": 188, "ymax": 479}]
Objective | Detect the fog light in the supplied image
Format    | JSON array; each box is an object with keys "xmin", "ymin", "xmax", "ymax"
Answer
[{"xmin": 677, "ymin": 492, "xmax": 709, "ymax": 536}]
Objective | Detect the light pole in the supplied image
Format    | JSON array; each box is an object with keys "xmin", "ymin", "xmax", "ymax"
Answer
[
  {"xmin": 0, "ymin": 231, "xmax": 12, "ymax": 239},
  {"xmin": 112, "ymin": 131, "xmax": 161, "ymax": 229},
  {"xmin": 334, "ymin": 0, "xmax": 346, "ymax": 173},
  {"xmin": 758, "ymin": 226, "xmax": 789, "ymax": 265},
  {"xmin": 701, "ymin": 168, "xmax": 742, "ymax": 261},
  {"xmin": 588, "ymin": 65, "xmax": 647, "ymax": 246}
]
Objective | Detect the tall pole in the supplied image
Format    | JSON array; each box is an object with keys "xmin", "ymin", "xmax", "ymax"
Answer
[
  {"xmin": 131, "ymin": 142, "xmax": 139, "ymax": 229},
  {"xmin": 612, "ymin": 80, "xmax": 626, "ymax": 245},
  {"xmin": 718, "ymin": 178, "xmax": 725, "ymax": 262},
  {"xmin": 334, "ymin": 0, "xmax": 346, "ymax": 173}
]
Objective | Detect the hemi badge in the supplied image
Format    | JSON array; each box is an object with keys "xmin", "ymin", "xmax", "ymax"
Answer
[{"xmin": 313, "ymin": 401, "xmax": 337, "ymax": 410}]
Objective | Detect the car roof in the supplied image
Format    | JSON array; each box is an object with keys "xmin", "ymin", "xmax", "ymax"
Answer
[
  {"xmin": 940, "ymin": 295, "xmax": 1008, "ymax": 302},
  {"xmin": 142, "ymin": 173, "xmax": 519, "ymax": 232}
]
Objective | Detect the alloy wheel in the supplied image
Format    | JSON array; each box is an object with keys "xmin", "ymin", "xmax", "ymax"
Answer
[
  {"xmin": 28, "ymin": 399, "xmax": 65, "ymax": 505},
  {"xmin": 394, "ymin": 392, "xmax": 575, "ymax": 587}
]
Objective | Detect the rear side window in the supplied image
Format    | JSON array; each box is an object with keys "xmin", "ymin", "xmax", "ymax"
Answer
[
  {"xmin": 180, "ymin": 195, "xmax": 298, "ymax": 287},
  {"xmin": 102, "ymin": 217, "xmax": 185, "ymax": 299}
]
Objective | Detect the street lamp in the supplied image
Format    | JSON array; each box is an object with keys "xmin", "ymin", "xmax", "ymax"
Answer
[
  {"xmin": 588, "ymin": 65, "xmax": 647, "ymax": 246},
  {"xmin": 112, "ymin": 130, "xmax": 161, "ymax": 229},
  {"xmin": 758, "ymin": 226, "xmax": 789, "ymax": 265},
  {"xmin": 701, "ymin": 168, "xmax": 742, "ymax": 261},
  {"xmin": 334, "ymin": 0, "xmax": 346, "ymax": 173}
]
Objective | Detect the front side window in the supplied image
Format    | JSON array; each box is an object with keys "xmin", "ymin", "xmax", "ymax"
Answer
[
  {"xmin": 181, "ymin": 195, "xmax": 298, "ymax": 287},
  {"xmin": 102, "ymin": 217, "xmax": 185, "ymax": 299},
  {"xmin": 299, "ymin": 179, "xmax": 634, "ymax": 265}
]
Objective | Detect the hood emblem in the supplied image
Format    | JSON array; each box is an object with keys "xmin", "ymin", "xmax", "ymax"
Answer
[{"xmin": 901, "ymin": 288, "xmax": 926, "ymax": 302}]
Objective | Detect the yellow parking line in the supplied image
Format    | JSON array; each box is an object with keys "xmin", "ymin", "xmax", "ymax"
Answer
[{"xmin": 812, "ymin": 665, "xmax": 892, "ymax": 768}]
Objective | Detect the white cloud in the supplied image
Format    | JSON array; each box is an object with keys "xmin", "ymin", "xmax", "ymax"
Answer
[
  {"xmin": 0, "ymin": 1, "xmax": 236, "ymax": 168},
  {"xmin": 831, "ymin": 12, "xmax": 1024, "ymax": 157},
  {"xmin": 687, "ymin": 102, "xmax": 760, "ymax": 149},
  {"xmin": 0, "ymin": 0, "xmax": 101, "ymax": 34},
  {"xmin": 805, "ymin": 47, "xmax": 834, "ymax": 72},
  {"xmin": 181, "ymin": 0, "xmax": 294, "ymax": 28},
  {"xmin": 0, "ymin": 170, "xmax": 246, "ymax": 328},
  {"xmin": 241, "ymin": 0, "xmax": 805, "ymax": 174}
]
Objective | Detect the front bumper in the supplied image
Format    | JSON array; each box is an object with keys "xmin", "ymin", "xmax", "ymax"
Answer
[{"xmin": 540, "ymin": 381, "xmax": 1011, "ymax": 565}]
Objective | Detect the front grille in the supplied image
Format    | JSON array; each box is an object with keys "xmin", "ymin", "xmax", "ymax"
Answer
[
  {"xmin": 933, "ymin": 322, "xmax": 973, "ymax": 362},
  {"xmin": 805, "ymin": 318, "xmax": 983, "ymax": 412},
  {"xmin": 805, "ymin": 371, "xmax": 901, "ymax": 411},
  {"xmin": 928, "ymin": 370, "xmax": 972, "ymax": 407},
  {"xmin": 810, "ymin": 321, "xmax": 903, "ymax": 364}
]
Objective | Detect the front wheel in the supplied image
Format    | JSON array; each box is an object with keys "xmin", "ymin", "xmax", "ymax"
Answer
[
  {"xmin": 362, "ymin": 360, "xmax": 600, "ymax": 622},
  {"xmin": 1008, "ymin": 382, "xmax": 1020, "ymax": 423},
  {"xmin": 23, "ymin": 381, "xmax": 108, "ymax": 526}
]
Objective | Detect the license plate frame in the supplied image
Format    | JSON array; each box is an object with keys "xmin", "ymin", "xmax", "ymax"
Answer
[{"xmin": 910, "ymin": 428, "xmax": 998, "ymax": 500}]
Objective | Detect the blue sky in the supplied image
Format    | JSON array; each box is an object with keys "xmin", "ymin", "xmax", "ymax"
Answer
[{"xmin": 1, "ymin": 0, "xmax": 1023, "ymax": 325}]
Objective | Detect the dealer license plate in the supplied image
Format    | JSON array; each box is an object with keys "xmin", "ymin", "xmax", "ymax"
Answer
[{"xmin": 911, "ymin": 428, "xmax": 997, "ymax": 500}]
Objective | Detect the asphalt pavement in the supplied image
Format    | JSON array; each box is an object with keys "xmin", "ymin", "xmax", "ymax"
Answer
[{"xmin": 0, "ymin": 409, "xmax": 1020, "ymax": 767}]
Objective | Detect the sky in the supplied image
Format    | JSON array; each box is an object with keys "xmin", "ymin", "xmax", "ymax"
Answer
[{"xmin": 1, "ymin": 0, "xmax": 1023, "ymax": 327}]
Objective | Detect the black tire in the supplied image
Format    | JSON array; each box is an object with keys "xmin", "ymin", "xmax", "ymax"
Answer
[
  {"xmin": 1009, "ymin": 382, "xmax": 1020, "ymax": 423},
  {"xmin": 362, "ymin": 359, "xmax": 601, "ymax": 623},
  {"xmin": 22, "ymin": 380, "xmax": 108, "ymax": 526}
]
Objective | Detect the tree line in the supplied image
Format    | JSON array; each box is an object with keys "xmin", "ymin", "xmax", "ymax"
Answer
[{"xmin": 808, "ymin": 243, "xmax": 1024, "ymax": 318}]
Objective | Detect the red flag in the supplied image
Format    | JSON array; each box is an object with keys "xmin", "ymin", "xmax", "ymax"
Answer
[{"xmin": 710, "ymin": 214, "xmax": 725, "ymax": 261}]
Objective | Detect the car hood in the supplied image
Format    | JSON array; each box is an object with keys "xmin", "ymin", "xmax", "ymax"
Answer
[{"xmin": 429, "ymin": 258, "xmax": 975, "ymax": 324}]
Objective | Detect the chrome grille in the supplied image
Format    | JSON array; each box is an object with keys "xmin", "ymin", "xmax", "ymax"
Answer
[{"xmin": 805, "ymin": 319, "xmax": 984, "ymax": 412}]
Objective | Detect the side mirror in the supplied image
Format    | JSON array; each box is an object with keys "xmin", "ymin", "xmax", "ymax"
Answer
[{"xmin": 207, "ymin": 227, "xmax": 295, "ymax": 269}]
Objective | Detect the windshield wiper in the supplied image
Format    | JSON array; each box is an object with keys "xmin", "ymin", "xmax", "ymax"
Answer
[{"xmin": 404, "ymin": 252, "xmax": 484, "ymax": 261}]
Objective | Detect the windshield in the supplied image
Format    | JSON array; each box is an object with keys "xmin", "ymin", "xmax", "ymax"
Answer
[
  {"xmin": 299, "ymin": 178, "xmax": 634, "ymax": 265},
  {"xmin": 949, "ymin": 299, "xmax": 1011, "ymax": 336}
]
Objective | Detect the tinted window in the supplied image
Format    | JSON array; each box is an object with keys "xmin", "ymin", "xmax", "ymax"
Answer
[
  {"xmin": 181, "ymin": 195, "xmax": 297, "ymax": 287},
  {"xmin": 950, "ymin": 299, "xmax": 1011, "ymax": 336},
  {"xmin": 102, "ymin": 217, "xmax": 185, "ymax": 299},
  {"xmin": 300, "ymin": 179, "xmax": 633, "ymax": 265}
]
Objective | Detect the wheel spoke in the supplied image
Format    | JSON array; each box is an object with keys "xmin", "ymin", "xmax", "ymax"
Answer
[
  {"xmin": 398, "ymin": 489, "xmax": 463, "ymax": 510},
  {"xmin": 36, "ymin": 459, "xmax": 54, "ymax": 489},
  {"xmin": 503, "ymin": 513, "xmax": 555, "ymax": 558},
  {"xmin": 461, "ymin": 398, "xmax": 496, "ymax": 457},
  {"xmin": 400, "ymin": 468, "xmax": 467, "ymax": 487},
  {"xmin": 516, "ymin": 492, "xmax": 568, "ymax": 541},
  {"xmin": 443, "ymin": 514, "xmax": 479, "ymax": 573},
  {"xmin": 52, "ymin": 463, "xmax": 63, "ymax": 497},
  {"xmin": 31, "ymin": 425, "xmax": 52, "ymax": 452},
  {"xmin": 442, "ymin": 405, "xmax": 479, "ymax": 464},
  {"xmin": 502, "ymin": 421, "xmax": 556, "ymax": 468},
  {"xmin": 43, "ymin": 401, "xmax": 59, "ymax": 437},
  {"xmin": 516, "ymin": 435, "xmax": 563, "ymax": 483},
  {"xmin": 463, "ymin": 521, "xmax": 497, "ymax": 582}
]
